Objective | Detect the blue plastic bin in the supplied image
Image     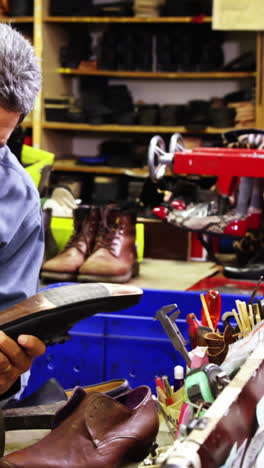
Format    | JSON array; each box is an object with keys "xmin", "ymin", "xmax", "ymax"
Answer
[{"xmin": 25, "ymin": 287, "xmax": 254, "ymax": 395}]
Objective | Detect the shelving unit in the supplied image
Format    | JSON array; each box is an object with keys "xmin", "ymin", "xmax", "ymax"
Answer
[
  {"xmin": 43, "ymin": 122, "xmax": 235, "ymax": 134},
  {"xmin": 0, "ymin": 16, "xmax": 33, "ymax": 23},
  {"xmin": 53, "ymin": 158, "xmax": 149, "ymax": 177},
  {"xmin": 2, "ymin": 1, "xmax": 264, "ymax": 179},
  {"xmin": 44, "ymin": 16, "xmax": 212, "ymax": 24},
  {"xmin": 57, "ymin": 69, "xmax": 256, "ymax": 79}
]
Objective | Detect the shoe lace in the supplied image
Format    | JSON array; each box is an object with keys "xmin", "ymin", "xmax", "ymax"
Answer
[{"xmin": 94, "ymin": 206, "xmax": 120, "ymax": 253}]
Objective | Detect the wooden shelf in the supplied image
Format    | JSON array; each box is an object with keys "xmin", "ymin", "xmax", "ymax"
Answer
[
  {"xmin": 57, "ymin": 68, "xmax": 256, "ymax": 79},
  {"xmin": 43, "ymin": 121, "xmax": 235, "ymax": 134},
  {"xmin": 53, "ymin": 159, "xmax": 150, "ymax": 177},
  {"xmin": 21, "ymin": 121, "xmax": 32, "ymax": 128},
  {"xmin": 0, "ymin": 16, "xmax": 33, "ymax": 23},
  {"xmin": 44, "ymin": 16, "xmax": 212, "ymax": 23}
]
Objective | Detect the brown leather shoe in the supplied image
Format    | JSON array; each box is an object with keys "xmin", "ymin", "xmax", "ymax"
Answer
[
  {"xmin": 1, "ymin": 386, "xmax": 159, "ymax": 468},
  {"xmin": 66, "ymin": 378, "xmax": 131, "ymax": 399},
  {"xmin": 41, "ymin": 205, "xmax": 100, "ymax": 281},
  {"xmin": 78, "ymin": 204, "xmax": 139, "ymax": 283},
  {"xmin": 3, "ymin": 379, "xmax": 132, "ymax": 431}
]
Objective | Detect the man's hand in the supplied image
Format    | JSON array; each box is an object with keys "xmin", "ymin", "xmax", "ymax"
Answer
[{"xmin": 0, "ymin": 331, "xmax": 46, "ymax": 396}]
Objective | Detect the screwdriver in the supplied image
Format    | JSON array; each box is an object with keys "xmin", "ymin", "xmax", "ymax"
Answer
[
  {"xmin": 201, "ymin": 289, "xmax": 221, "ymax": 331},
  {"xmin": 186, "ymin": 313, "xmax": 201, "ymax": 349}
]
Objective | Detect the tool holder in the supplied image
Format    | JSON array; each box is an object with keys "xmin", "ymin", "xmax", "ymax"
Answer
[{"xmin": 148, "ymin": 133, "xmax": 264, "ymax": 196}]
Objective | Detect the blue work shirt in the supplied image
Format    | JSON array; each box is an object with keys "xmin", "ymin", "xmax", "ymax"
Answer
[{"xmin": 0, "ymin": 145, "xmax": 44, "ymax": 312}]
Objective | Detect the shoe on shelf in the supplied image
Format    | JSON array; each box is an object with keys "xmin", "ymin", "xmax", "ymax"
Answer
[
  {"xmin": 185, "ymin": 99, "xmax": 210, "ymax": 130},
  {"xmin": 41, "ymin": 205, "xmax": 100, "ymax": 282},
  {"xmin": 167, "ymin": 200, "xmax": 219, "ymax": 223},
  {"xmin": 78, "ymin": 204, "xmax": 139, "ymax": 283},
  {"xmin": 0, "ymin": 386, "xmax": 159, "ymax": 468},
  {"xmin": 167, "ymin": 206, "xmax": 248, "ymax": 237}
]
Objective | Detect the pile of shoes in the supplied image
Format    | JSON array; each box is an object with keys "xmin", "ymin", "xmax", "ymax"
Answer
[
  {"xmin": 152, "ymin": 178, "xmax": 233, "ymax": 234},
  {"xmin": 152, "ymin": 182, "xmax": 261, "ymax": 238},
  {"xmin": 45, "ymin": 80, "xmax": 252, "ymax": 130},
  {"xmin": 44, "ymin": 96, "xmax": 87, "ymax": 124},
  {"xmin": 59, "ymin": 24, "xmax": 94, "ymax": 69},
  {"xmin": 98, "ymin": 25, "xmax": 153, "ymax": 72},
  {"xmin": 96, "ymin": 24, "xmax": 224, "ymax": 73},
  {"xmin": 81, "ymin": 78, "xmax": 136, "ymax": 125},
  {"xmin": 41, "ymin": 203, "xmax": 139, "ymax": 283},
  {"xmin": 95, "ymin": 138, "xmax": 148, "ymax": 168},
  {"xmin": 50, "ymin": 0, "xmax": 133, "ymax": 16},
  {"xmin": 152, "ymin": 131, "xmax": 264, "ymax": 238},
  {"xmin": 156, "ymin": 24, "xmax": 224, "ymax": 73}
]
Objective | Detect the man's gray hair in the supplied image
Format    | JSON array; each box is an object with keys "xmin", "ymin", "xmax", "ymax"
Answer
[{"xmin": 0, "ymin": 24, "xmax": 41, "ymax": 116}]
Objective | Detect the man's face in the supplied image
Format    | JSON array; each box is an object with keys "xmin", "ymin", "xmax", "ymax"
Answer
[{"xmin": 0, "ymin": 107, "xmax": 20, "ymax": 149}]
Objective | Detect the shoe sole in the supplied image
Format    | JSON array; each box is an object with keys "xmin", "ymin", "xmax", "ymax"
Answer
[
  {"xmin": 77, "ymin": 263, "xmax": 139, "ymax": 284},
  {"xmin": 0, "ymin": 283, "xmax": 143, "ymax": 345},
  {"xmin": 166, "ymin": 219, "xmax": 248, "ymax": 238},
  {"xmin": 3, "ymin": 402, "xmax": 65, "ymax": 431},
  {"xmin": 40, "ymin": 270, "xmax": 77, "ymax": 282}
]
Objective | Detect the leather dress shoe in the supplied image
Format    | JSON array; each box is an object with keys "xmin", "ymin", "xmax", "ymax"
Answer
[
  {"xmin": 224, "ymin": 263, "xmax": 264, "ymax": 280},
  {"xmin": 0, "ymin": 282, "xmax": 143, "ymax": 345},
  {"xmin": 1, "ymin": 386, "xmax": 159, "ymax": 468},
  {"xmin": 65, "ymin": 378, "xmax": 131, "ymax": 399},
  {"xmin": 4, "ymin": 378, "xmax": 130, "ymax": 409},
  {"xmin": 3, "ymin": 379, "xmax": 131, "ymax": 430},
  {"xmin": 172, "ymin": 209, "xmax": 248, "ymax": 237}
]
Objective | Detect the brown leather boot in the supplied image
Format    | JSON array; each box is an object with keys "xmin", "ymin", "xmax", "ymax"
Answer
[
  {"xmin": 41, "ymin": 205, "xmax": 100, "ymax": 281},
  {"xmin": 0, "ymin": 386, "xmax": 159, "ymax": 468},
  {"xmin": 78, "ymin": 204, "xmax": 139, "ymax": 283}
]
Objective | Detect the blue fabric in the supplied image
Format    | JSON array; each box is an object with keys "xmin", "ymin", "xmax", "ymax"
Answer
[{"xmin": 0, "ymin": 145, "xmax": 44, "ymax": 312}]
